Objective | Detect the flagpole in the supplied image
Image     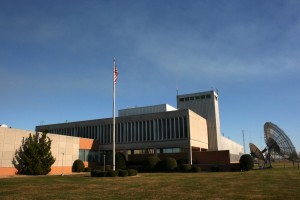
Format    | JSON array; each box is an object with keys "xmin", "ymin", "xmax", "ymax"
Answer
[{"xmin": 112, "ymin": 58, "xmax": 116, "ymax": 171}]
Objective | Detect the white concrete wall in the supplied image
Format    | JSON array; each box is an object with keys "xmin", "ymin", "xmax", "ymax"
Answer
[
  {"xmin": 0, "ymin": 127, "xmax": 79, "ymax": 168},
  {"xmin": 189, "ymin": 110, "xmax": 208, "ymax": 150},
  {"xmin": 218, "ymin": 134, "xmax": 244, "ymax": 161}
]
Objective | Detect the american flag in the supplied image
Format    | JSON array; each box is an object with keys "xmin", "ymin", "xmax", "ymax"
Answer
[{"xmin": 114, "ymin": 63, "xmax": 118, "ymax": 85}]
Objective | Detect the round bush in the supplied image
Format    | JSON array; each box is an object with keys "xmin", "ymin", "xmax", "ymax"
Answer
[
  {"xmin": 178, "ymin": 164, "xmax": 192, "ymax": 172},
  {"xmin": 161, "ymin": 157, "xmax": 177, "ymax": 172},
  {"xmin": 177, "ymin": 159, "xmax": 188, "ymax": 165},
  {"xmin": 91, "ymin": 170, "xmax": 107, "ymax": 177},
  {"xmin": 191, "ymin": 165, "xmax": 202, "ymax": 172},
  {"xmin": 72, "ymin": 159, "xmax": 85, "ymax": 172},
  {"xmin": 144, "ymin": 156, "xmax": 160, "ymax": 172},
  {"xmin": 107, "ymin": 170, "xmax": 119, "ymax": 177},
  {"xmin": 116, "ymin": 152, "xmax": 127, "ymax": 170},
  {"xmin": 118, "ymin": 170, "xmax": 128, "ymax": 177},
  {"xmin": 211, "ymin": 166, "xmax": 219, "ymax": 172},
  {"xmin": 127, "ymin": 169, "xmax": 138, "ymax": 176},
  {"xmin": 239, "ymin": 154, "xmax": 254, "ymax": 171}
]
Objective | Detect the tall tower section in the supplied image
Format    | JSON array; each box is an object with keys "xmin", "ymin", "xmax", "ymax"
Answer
[{"xmin": 177, "ymin": 90, "xmax": 220, "ymax": 151}]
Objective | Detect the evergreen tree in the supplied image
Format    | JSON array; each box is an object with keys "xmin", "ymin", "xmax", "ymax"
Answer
[{"xmin": 15, "ymin": 132, "xmax": 55, "ymax": 175}]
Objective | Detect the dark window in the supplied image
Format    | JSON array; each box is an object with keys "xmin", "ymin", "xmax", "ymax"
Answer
[
  {"xmin": 171, "ymin": 118, "xmax": 175, "ymax": 139},
  {"xmin": 162, "ymin": 119, "xmax": 166, "ymax": 140},
  {"xmin": 147, "ymin": 121, "xmax": 150, "ymax": 141},
  {"xmin": 195, "ymin": 96, "xmax": 200, "ymax": 100},
  {"xmin": 139, "ymin": 121, "xmax": 143, "ymax": 141},
  {"xmin": 143, "ymin": 122, "xmax": 147, "ymax": 141},
  {"xmin": 117, "ymin": 124, "xmax": 120, "ymax": 143},
  {"xmin": 179, "ymin": 98, "xmax": 184, "ymax": 102},
  {"xmin": 179, "ymin": 117, "xmax": 184, "ymax": 138},
  {"xmin": 108, "ymin": 124, "xmax": 111, "ymax": 143},
  {"xmin": 104, "ymin": 125, "xmax": 107, "ymax": 144},
  {"xmin": 184, "ymin": 97, "xmax": 189, "ymax": 101},
  {"xmin": 206, "ymin": 94, "xmax": 211, "ymax": 99},
  {"xmin": 124, "ymin": 123, "xmax": 127, "ymax": 143},
  {"xmin": 183, "ymin": 117, "xmax": 188, "ymax": 139},
  {"xmin": 201, "ymin": 95, "xmax": 205, "ymax": 99},
  {"xmin": 135, "ymin": 122, "xmax": 139, "ymax": 141},
  {"xmin": 128, "ymin": 122, "xmax": 132, "ymax": 142},
  {"xmin": 150, "ymin": 120, "xmax": 154, "ymax": 141},
  {"xmin": 156, "ymin": 120, "xmax": 159, "ymax": 140},
  {"xmin": 120, "ymin": 123, "xmax": 124, "ymax": 143},
  {"xmin": 175, "ymin": 118, "xmax": 179, "ymax": 138},
  {"xmin": 166, "ymin": 118, "xmax": 171, "ymax": 139},
  {"xmin": 190, "ymin": 97, "xmax": 195, "ymax": 100},
  {"xmin": 158, "ymin": 119, "xmax": 162, "ymax": 140}
]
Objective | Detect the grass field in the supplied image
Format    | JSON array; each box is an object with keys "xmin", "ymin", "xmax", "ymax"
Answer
[{"xmin": 0, "ymin": 162, "xmax": 299, "ymax": 200}]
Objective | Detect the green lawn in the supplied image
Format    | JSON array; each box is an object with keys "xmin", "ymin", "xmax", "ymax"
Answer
[{"xmin": 0, "ymin": 162, "xmax": 299, "ymax": 200}]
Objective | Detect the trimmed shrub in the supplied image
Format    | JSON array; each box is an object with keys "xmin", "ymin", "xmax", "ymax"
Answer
[
  {"xmin": 160, "ymin": 157, "xmax": 177, "ymax": 172},
  {"xmin": 116, "ymin": 152, "xmax": 127, "ymax": 170},
  {"xmin": 211, "ymin": 166, "xmax": 219, "ymax": 172},
  {"xmin": 84, "ymin": 167, "xmax": 91, "ymax": 172},
  {"xmin": 144, "ymin": 156, "xmax": 160, "ymax": 172},
  {"xmin": 107, "ymin": 170, "xmax": 119, "ymax": 177},
  {"xmin": 191, "ymin": 165, "xmax": 202, "ymax": 172},
  {"xmin": 72, "ymin": 159, "xmax": 85, "ymax": 172},
  {"xmin": 127, "ymin": 160, "xmax": 144, "ymax": 172},
  {"xmin": 118, "ymin": 170, "xmax": 128, "ymax": 177},
  {"xmin": 127, "ymin": 169, "xmax": 138, "ymax": 176},
  {"xmin": 239, "ymin": 154, "xmax": 254, "ymax": 171},
  {"xmin": 91, "ymin": 170, "xmax": 107, "ymax": 177},
  {"xmin": 178, "ymin": 164, "xmax": 192, "ymax": 172},
  {"xmin": 177, "ymin": 159, "xmax": 188, "ymax": 165}
]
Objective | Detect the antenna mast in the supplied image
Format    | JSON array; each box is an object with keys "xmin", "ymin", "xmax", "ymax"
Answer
[{"xmin": 176, "ymin": 79, "xmax": 179, "ymax": 96}]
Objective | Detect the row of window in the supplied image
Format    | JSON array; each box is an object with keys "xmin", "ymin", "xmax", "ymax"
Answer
[
  {"xmin": 179, "ymin": 94, "xmax": 211, "ymax": 102},
  {"xmin": 127, "ymin": 147, "xmax": 187, "ymax": 155},
  {"xmin": 49, "ymin": 116, "xmax": 189, "ymax": 144},
  {"xmin": 79, "ymin": 148, "xmax": 188, "ymax": 163}
]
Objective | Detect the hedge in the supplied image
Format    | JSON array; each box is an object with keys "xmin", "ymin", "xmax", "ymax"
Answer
[
  {"xmin": 107, "ymin": 170, "xmax": 119, "ymax": 177},
  {"xmin": 118, "ymin": 170, "xmax": 128, "ymax": 177},
  {"xmin": 91, "ymin": 169, "xmax": 138, "ymax": 177},
  {"xmin": 191, "ymin": 165, "xmax": 202, "ymax": 172},
  {"xmin": 91, "ymin": 170, "xmax": 107, "ymax": 177},
  {"xmin": 178, "ymin": 164, "xmax": 192, "ymax": 172},
  {"xmin": 160, "ymin": 157, "xmax": 177, "ymax": 172},
  {"xmin": 144, "ymin": 156, "xmax": 160, "ymax": 172},
  {"xmin": 127, "ymin": 169, "xmax": 138, "ymax": 176}
]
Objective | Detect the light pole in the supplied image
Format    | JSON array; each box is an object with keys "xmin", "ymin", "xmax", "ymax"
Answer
[
  {"xmin": 242, "ymin": 130, "xmax": 246, "ymax": 154},
  {"xmin": 61, "ymin": 153, "xmax": 64, "ymax": 176},
  {"xmin": 103, "ymin": 154, "xmax": 106, "ymax": 171}
]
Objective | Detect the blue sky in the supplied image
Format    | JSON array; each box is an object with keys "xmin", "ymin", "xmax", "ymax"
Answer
[{"xmin": 1, "ymin": 0, "xmax": 300, "ymax": 153}]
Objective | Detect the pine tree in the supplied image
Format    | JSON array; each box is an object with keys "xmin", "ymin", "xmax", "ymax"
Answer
[{"xmin": 15, "ymin": 132, "xmax": 55, "ymax": 175}]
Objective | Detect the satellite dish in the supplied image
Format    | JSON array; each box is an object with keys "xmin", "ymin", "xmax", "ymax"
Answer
[
  {"xmin": 264, "ymin": 122, "xmax": 299, "ymax": 162},
  {"xmin": 249, "ymin": 143, "xmax": 265, "ymax": 160}
]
